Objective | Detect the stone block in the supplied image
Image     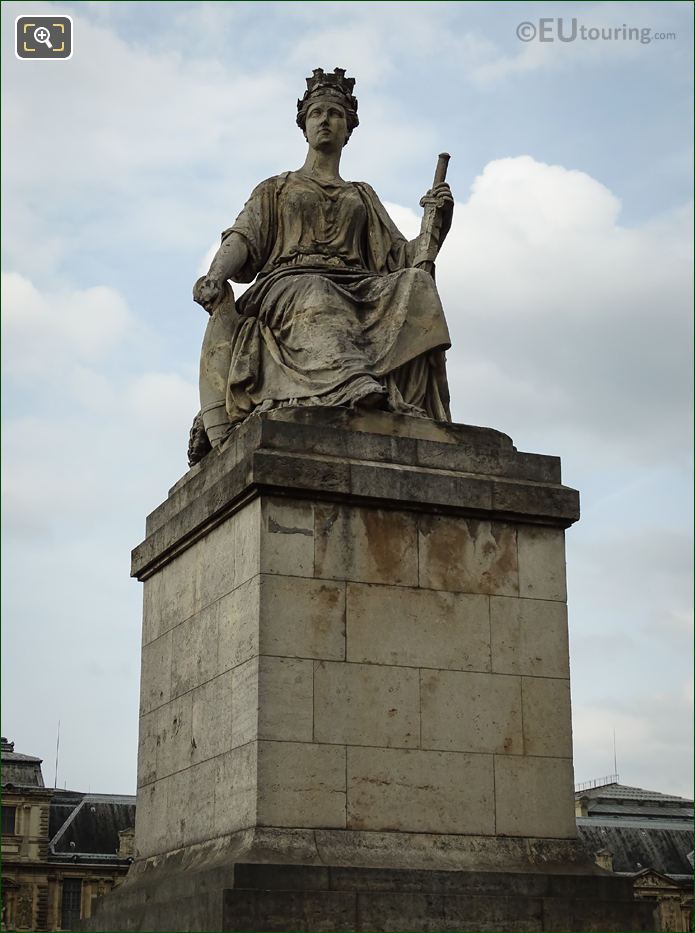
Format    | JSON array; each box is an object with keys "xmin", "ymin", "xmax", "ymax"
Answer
[
  {"xmin": 347, "ymin": 747, "xmax": 494, "ymax": 834},
  {"xmin": 419, "ymin": 515, "xmax": 519, "ymax": 596},
  {"xmin": 257, "ymin": 741, "xmax": 346, "ymax": 828},
  {"xmin": 218, "ymin": 577, "xmax": 260, "ymax": 674},
  {"xmin": 134, "ymin": 778, "xmax": 168, "ymax": 859},
  {"xmin": 491, "ymin": 479, "xmax": 578, "ymax": 524},
  {"xmin": 258, "ymin": 575, "xmax": 345, "ymax": 661},
  {"xmin": 141, "ymin": 574, "xmax": 160, "ymax": 646},
  {"xmin": 490, "ymin": 596, "xmax": 569, "ymax": 678},
  {"xmin": 231, "ymin": 658, "xmax": 259, "ymax": 748},
  {"xmin": 314, "ymin": 661, "xmax": 419, "ymax": 748},
  {"xmin": 150, "ymin": 540, "xmax": 201, "ymax": 642},
  {"xmin": 517, "ymin": 526, "xmax": 567, "ymax": 601},
  {"xmin": 136, "ymin": 710, "xmax": 157, "ymax": 787},
  {"xmin": 348, "ymin": 461, "xmax": 493, "ymax": 513},
  {"xmin": 315, "ymin": 504, "xmax": 418, "ymax": 585},
  {"xmin": 354, "ymin": 891, "xmax": 543, "ymax": 932},
  {"xmin": 139, "ymin": 631, "xmax": 171, "ymax": 715},
  {"xmin": 198, "ymin": 515, "xmax": 237, "ymax": 610},
  {"xmin": 214, "ymin": 743, "xmax": 257, "ymax": 835},
  {"xmin": 347, "ymin": 584, "xmax": 490, "ymax": 671},
  {"xmin": 495, "ymin": 755, "xmax": 575, "ymax": 837},
  {"xmin": 258, "ymin": 657, "xmax": 314, "ymax": 743},
  {"xmin": 420, "ymin": 670, "xmax": 522, "ymax": 755},
  {"xmin": 190, "ymin": 670, "xmax": 234, "ymax": 765},
  {"xmin": 254, "ymin": 451, "xmax": 351, "ymax": 499},
  {"xmin": 156, "ymin": 691, "xmax": 193, "ymax": 778},
  {"xmin": 167, "ymin": 759, "xmax": 217, "ymax": 848},
  {"xmin": 522, "ymin": 677, "xmax": 573, "ymax": 757},
  {"xmin": 234, "ymin": 497, "xmax": 261, "ymax": 588},
  {"xmin": 171, "ymin": 601, "xmax": 219, "ymax": 698},
  {"xmin": 224, "ymin": 889, "xmax": 357, "ymax": 933},
  {"xmin": 261, "ymin": 498, "xmax": 314, "ymax": 576},
  {"xmin": 231, "ymin": 657, "xmax": 314, "ymax": 746}
]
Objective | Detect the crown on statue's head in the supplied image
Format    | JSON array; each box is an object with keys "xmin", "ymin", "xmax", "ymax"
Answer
[
  {"xmin": 305, "ymin": 67, "xmax": 355, "ymax": 99},
  {"xmin": 296, "ymin": 67, "xmax": 359, "ymax": 132}
]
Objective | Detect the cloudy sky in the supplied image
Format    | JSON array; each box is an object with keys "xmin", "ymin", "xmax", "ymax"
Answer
[{"xmin": 2, "ymin": 1, "xmax": 692, "ymax": 800}]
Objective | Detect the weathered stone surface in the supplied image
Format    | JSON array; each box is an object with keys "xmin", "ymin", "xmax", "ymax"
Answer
[
  {"xmin": 257, "ymin": 741, "xmax": 346, "ymax": 828},
  {"xmin": 420, "ymin": 670, "xmax": 522, "ymax": 755},
  {"xmin": 314, "ymin": 504, "xmax": 418, "ymax": 585},
  {"xmin": 167, "ymin": 758, "xmax": 217, "ymax": 848},
  {"xmin": 258, "ymin": 575, "xmax": 345, "ymax": 661},
  {"xmin": 136, "ymin": 709, "xmax": 157, "ymax": 788},
  {"xmin": 83, "ymin": 855, "xmax": 657, "ymax": 932},
  {"xmin": 347, "ymin": 746, "xmax": 494, "ymax": 834},
  {"xmin": 230, "ymin": 658, "xmax": 258, "ymax": 748},
  {"xmin": 139, "ymin": 631, "xmax": 171, "ymax": 715},
  {"xmin": 261, "ymin": 499, "xmax": 314, "ymax": 577},
  {"xmin": 113, "ymin": 411, "xmax": 592, "ymax": 932},
  {"xmin": 517, "ymin": 525, "xmax": 567, "ymax": 601},
  {"xmin": 490, "ymin": 596, "xmax": 569, "ymax": 678},
  {"xmin": 132, "ymin": 411, "xmax": 579, "ymax": 582},
  {"xmin": 191, "ymin": 670, "xmax": 234, "ymax": 766},
  {"xmin": 314, "ymin": 661, "xmax": 419, "ymax": 748},
  {"xmin": 198, "ymin": 516, "xmax": 237, "ymax": 610},
  {"xmin": 171, "ymin": 601, "xmax": 219, "ymax": 698},
  {"xmin": 419, "ymin": 515, "xmax": 519, "ymax": 595},
  {"xmin": 141, "ymin": 541, "xmax": 201, "ymax": 644},
  {"xmin": 346, "ymin": 583, "xmax": 490, "ymax": 670},
  {"xmin": 522, "ymin": 676, "xmax": 573, "ymax": 758},
  {"xmin": 218, "ymin": 577, "xmax": 260, "ymax": 673},
  {"xmin": 233, "ymin": 497, "xmax": 260, "ymax": 588},
  {"xmin": 156, "ymin": 692, "xmax": 192, "ymax": 778},
  {"xmin": 257, "ymin": 657, "xmax": 314, "ymax": 743},
  {"xmin": 495, "ymin": 755, "xmax": 576, "ymax": 838},
  {"xmin": 133, "ymin": 779, "xmax": 168, "ymax": 859},
  {"xmin": 214, "ymin": 744, "xmax": 257, "ymax": 836}
]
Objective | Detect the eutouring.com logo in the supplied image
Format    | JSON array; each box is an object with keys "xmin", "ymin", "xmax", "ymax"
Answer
[{"xmin": 516, "ymin": 19, "xmax": 677, "ymax": 45}]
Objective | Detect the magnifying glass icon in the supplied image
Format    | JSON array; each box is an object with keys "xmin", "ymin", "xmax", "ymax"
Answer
[{"xmin": 33, "ymin": 26, "xmax": 53, "ymax": 49}]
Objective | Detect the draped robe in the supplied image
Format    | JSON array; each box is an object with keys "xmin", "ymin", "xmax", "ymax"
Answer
[{"xmin": 200, "ymin": 171, "xmax": 452, "ymax": 433}]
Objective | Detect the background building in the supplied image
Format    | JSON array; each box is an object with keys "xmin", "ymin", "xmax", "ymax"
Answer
[
  {"xmin": 1, "ymin": 738, "xmax": 135, "ymax": 932},
  {"xmin": 576, "ymin": 779, "xmax": 694, "ymax": 932}
]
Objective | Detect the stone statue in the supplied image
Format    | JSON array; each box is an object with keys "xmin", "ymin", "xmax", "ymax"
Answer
[{"xmin": 189, "ymin": 67, "xmax": 454, "ymax": 465}]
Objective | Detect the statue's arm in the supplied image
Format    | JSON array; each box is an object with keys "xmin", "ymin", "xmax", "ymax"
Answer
[
  {"xmin": 193, "ymin": 233, "xmax": 249, "ymax": 311},
  {"xmin": 208, "ymin": 232, "xmax": 249, "ymax": 282}
]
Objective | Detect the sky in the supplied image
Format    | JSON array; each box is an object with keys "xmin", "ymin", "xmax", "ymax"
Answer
[{"xmin": 2, "ymin": 1, "xmax": 693, "ymax": 800}]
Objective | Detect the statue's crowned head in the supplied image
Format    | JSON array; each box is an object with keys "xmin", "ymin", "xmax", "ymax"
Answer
[{"xmin": 296, "ymin": 67, "xmax": 359, "ymax": 142}]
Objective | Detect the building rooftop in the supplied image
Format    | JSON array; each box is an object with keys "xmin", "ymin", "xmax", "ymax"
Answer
[
  {"xmin": 575, "ymin": 781, "xmax": 694, "ymax": 879},
  {"xmin": 576, "ymin": 782, "xmax": 693, "ymax": 804},
  {"xmin": 1, "ymin": 737, "xmax": 45, "ymax": 788},
  {"xmin": 49, "ymin": 794, "xmax": 136, "ymax": 859}
]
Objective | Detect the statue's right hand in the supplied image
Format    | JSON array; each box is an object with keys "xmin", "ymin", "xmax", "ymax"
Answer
[{"xmin": 193, "ymin": 275, "xmax": 223, "ymax": 314}]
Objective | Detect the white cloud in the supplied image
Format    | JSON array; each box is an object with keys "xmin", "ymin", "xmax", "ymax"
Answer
[
  {"xmin": 436, "ymin": 156, "xmax": 692, "ymax": 462},
  {"xmin": 2, "ymin": 272, "xmax": 133, "ymax": 377},
  {"xmin": 125, "ymin": 372, "xmax": 198, "ymax": 434}
]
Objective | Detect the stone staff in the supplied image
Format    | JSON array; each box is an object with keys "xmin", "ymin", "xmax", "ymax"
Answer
[{"xmin": 414, "ymin": 152, "xmax": 451, "ymax": 276}]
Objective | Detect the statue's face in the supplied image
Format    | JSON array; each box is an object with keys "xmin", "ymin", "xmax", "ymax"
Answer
[{"xmin": 304, "ymin": 99, "xmax": 348, "ymax": 151}]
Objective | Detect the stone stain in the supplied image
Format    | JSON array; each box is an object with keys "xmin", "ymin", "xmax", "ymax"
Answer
[
  {"xmin": 268, "ymin": 517, "xmax": 312, "ymax": 537},
  {"xmin": 361, "ymin": 508, "xmax": 406, "ymax": 582}
]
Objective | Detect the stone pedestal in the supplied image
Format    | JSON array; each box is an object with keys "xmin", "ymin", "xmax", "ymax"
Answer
[{"xmin": 84, "ymin": 410, "xmax": 656, "ymax": 931}]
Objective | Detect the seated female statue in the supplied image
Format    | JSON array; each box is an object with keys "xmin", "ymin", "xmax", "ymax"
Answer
[{"xmin": 190, "ymin": 68, "xmax": 454, "ymax": 463}]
